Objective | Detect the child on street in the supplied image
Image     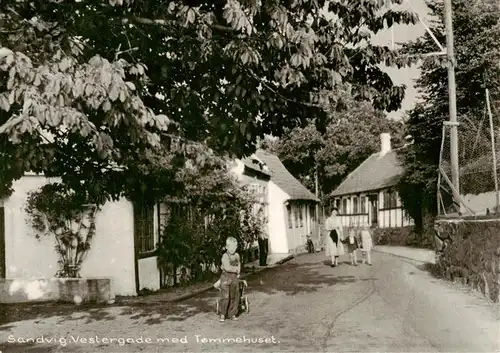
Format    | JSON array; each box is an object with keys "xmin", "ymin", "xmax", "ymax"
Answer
[
  {"xmin": 342, "ymin": 228, "xmax": 359, "ymax": 266},
  {"xmin": 217, "ymin": 237, "xmax": 241, "ymax": 322}
]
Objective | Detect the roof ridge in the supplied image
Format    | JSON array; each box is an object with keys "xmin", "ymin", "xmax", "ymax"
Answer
[
  {"xmin": 255, "ymin": 150, "xmax": 319, "ymax": 202},
  {"xmin": 331, "ymin": 152, "xmax": 377, "ymax": 193}
]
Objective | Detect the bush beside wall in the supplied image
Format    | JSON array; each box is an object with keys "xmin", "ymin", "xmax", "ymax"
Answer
[
  {"xmin": 373, "ymin": 226, "xmax": 434, "ymax": 249},
  {"xmin": 434, "ymin": 218, "xmax": 500, "ymax": 302}
]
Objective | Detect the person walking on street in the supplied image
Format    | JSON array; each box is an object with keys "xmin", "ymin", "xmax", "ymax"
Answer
[
  {"xmin": 342, "ymin": 227, "xmax": 359, "ymax": 266},
  {"xmin": 258, "ymin": 232, "xmax": 269, "ymax": 266},
  {"xmin": 257, "ymin": 207, "xmax": 269, "ymax": 266},
  {"xmin": 324, "ymin": 207, "xmax": 343, "ymax": 267},
  {"xmin": 360, "ymin": 225, "xmax": 374, "ymax": 265}
]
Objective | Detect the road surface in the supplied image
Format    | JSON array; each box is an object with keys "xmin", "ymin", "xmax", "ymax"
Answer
[{"xmin": 1, "ymin": 252, "xmax": 498, "ymax": 352}]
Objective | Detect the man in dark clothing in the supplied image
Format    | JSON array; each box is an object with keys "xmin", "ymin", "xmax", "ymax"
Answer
[{"xmin": 258, "ymin": 233, "xmax": 268, "ymax": 266}]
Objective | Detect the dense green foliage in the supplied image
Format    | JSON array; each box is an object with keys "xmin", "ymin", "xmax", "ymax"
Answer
[
  {"xmin": 265, "ymin": 93, "xmax": 405, "ymax": 199},
  {"xmin": 156, "ymin": 175, "xmax": 264, "ymax": 286},
  {"xmin": 397, "ymin": 0, "xmax": 500, "ymax": 227},
  {"xmin": 0, "ymin": 0, "xmax": 419, "ymax": 205}
]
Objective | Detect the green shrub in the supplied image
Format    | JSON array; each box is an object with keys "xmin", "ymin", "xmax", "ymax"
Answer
[
  {"xmin": 373, "ymin": 226, "xmax": 434, "ymax": 249},
  {"xmin": 156, "ymin": 201, "xmax": 264, "ymax": 287}
]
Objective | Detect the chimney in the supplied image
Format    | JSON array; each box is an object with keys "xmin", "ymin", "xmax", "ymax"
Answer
[{"xmin": 380, "ymin": 133, "xmax": 391, "ymax": 156}]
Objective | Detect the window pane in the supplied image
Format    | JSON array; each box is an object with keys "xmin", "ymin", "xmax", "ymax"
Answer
[{"xmin": 134, "ymin": 202, "xmax": 155, "ymax": 254}]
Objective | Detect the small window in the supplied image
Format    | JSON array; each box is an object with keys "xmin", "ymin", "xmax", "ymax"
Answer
[
  {"xmin": 295, "ymin": 207, "xmax": 300, "ymax": 228},
  {"xmin": 383, "ymin": 190, "xmax": 398, "ymax": 209},
  {"xmin": 287, "ymin": 205, "xmax": 293, "ymax": 228},
  {"xmin": 134, "ymin": 202, "xmax": 155, "ymax": 254},
  {"xmin": 310, "ymin": 205, "xmax": 316, "ymax": 222},
  {"xmin": 342, "ymin": 198, "xmax": 348, "ymax": 214},
  {"xmin": 360, "ymin": 196, "xmax": 366, "ymax": 213},
  {"xmin": 299, "ymin": 206, "xmax": 304, "ymax": 227},
  {"xmin": 353, "ymin": 196, "xmax": 359, "ymax": 214}
]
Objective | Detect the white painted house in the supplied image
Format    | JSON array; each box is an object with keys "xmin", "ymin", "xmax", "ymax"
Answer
[
  {"xmin": 331, "ymin": 133, "xmax": 414, "ymax": 229},
  {"xmin": 231, "ymin": 154, "xmax": 271, "ymax": 253},
  {"xmin": 253, "ymin": 150, "xmax": 320, "ymax": 254},
  {"xmin": 0, "ymin": 150, "xmax": 319, "ymax": 298},
  {"xmin": 0, "ymin": 173, "xmax": 163, "ymax": 297},
  {"xmin": 233, "ymin": 150, "xmax": 320, "ymax": 254}
]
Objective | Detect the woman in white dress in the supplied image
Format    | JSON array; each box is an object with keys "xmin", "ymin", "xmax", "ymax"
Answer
[
  {"xmin": 360, "ymin": 225, "xmax": 374, "ymax": 265},
  {"xmin": 324, "ymin": 208, "xmax": 344, "ymax": 267}
]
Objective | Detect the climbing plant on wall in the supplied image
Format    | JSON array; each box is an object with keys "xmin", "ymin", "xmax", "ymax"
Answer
[{"xmin": 25, "ymin": 183, "xmax": 98, "ymax": 278}]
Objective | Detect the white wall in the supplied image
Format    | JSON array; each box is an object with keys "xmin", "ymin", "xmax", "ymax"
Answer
[
  {"xmin": 81, "ymin": 199, "xmax": 136, "ymax": 296},
  {"xmin": 462, "ymin": 191, "xmax": 497, "ymax": 215},
  {"xmin": 4, "ymin": 176, "xmax": 59, "ymax": 280},
  {"xmin": 3, "ymin": 175, "xmax": 137, "ymax": 296},
  {"xmin": 267, "ymin": 181, "xmax": 289, "ymax": 253},
  {"xmin": 335, "ymin": 189, "xmax": 414, "ymax": 229},
  {"xmin": 138, "ymin": 256, "xmax": 160, "ymax": 291},
  {"xmin": 379, "ymin": 207, "xmax": 413, "ymax": 228}
]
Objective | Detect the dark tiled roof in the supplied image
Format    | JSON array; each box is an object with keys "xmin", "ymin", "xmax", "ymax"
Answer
[
  {"xmin": 241, "ymin": 156, "xmax": 271, "ymax": 176},
  {"xmin": 255, "ymin": 150, "xmax": 319, "ymax": 202},
  {"xmin": 331, "ymin": 149, "xmax": 404, "ymax": 197}
]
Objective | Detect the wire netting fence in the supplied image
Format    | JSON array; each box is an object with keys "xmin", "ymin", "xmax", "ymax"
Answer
[{"xmin": 438, "ymin": 91, "xmax": 500, "ymax": 215}]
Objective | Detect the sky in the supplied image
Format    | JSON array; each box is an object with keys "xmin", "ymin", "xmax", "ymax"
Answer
[{"xmin": 371, "ymin": 0, "xmax": 432, "ymax": 120}]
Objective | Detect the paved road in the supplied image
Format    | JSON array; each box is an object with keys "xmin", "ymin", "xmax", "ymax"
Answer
[{"xmin": 1, "ymin": 252, "xmax": 499, "ymax": 352}]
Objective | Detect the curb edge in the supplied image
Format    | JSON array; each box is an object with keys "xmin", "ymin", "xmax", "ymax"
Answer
[{"xmin": 373, "ymin": 248, "xmax": 436, "ymax": 265}]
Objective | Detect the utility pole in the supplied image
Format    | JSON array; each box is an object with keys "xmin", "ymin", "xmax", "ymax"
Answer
[
  {"xmin": 314, "ymin": 164, "xmax": 319, "ymax": 200},
  {"xmin": 314, "ymin": 164, "xmax": 321, "ymax": 250},
  {"xmin": 486, "ymin": 89, "xmax": 499, "ymax": 212},
  {"xmin": 444, "ymin": 0, "xmax": 460, "ymax": 210}
]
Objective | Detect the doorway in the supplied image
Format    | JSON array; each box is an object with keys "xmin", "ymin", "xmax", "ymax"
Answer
[{"xmin": 368, "ymin": 195, "xmax": 379, "ymax": 227}]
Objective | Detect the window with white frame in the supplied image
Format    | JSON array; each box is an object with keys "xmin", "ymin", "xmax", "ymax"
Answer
[
  {"xmin": 342, "ymin": 198, "xmax": 348, "ymax": 214},
  {"xmin": 383, "ymin": 190, "xmax": 398, "ymax": 209},
  {"xmin": 353, "ymin": 196, "xmax": 359, "ymax": 214},
  {"xmin": 295, "ymin": 206, "xmax": 300, "ymax": 228},
  {"xmin": 287, "ymin": 205, "xmax": 293, "ymax": 228},
  {"xmin": 360, "ymin": 196, "xmax": 367, "ymax": 213}
]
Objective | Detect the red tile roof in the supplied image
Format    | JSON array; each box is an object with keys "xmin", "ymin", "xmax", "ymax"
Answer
[
  {"xmin": 255, "ymin": 150, "xmax": 319, "ymax": 202},
  {"xmin": 331, "ymin": 149, "xmax": 404, "ymax": 197}
]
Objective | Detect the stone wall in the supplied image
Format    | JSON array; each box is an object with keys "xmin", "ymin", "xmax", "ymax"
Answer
[
  {"xmin": 372, "ymin": 226, "xmax": 434, "ymax": 249},
  {"xmin": 434, "ymin": 217, "xmax": 500, "ymax": 302}
]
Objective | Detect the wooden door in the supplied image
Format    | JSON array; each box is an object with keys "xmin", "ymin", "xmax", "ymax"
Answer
[{"xmin": 369, "ymin": 195, "xmax": 379, "ymax": 227}]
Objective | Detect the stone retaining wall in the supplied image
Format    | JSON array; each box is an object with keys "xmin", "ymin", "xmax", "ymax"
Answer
[
  {"xmin": 372, "ymin": 226, "xmax": 434, "ymax": 249},
  {"xmin": 0, "ymin": 278, "xmax": 114, "ymax": 304},
  {"xmin": 434, "ymin": 218, "xmax": 500, "ymax": 302}
]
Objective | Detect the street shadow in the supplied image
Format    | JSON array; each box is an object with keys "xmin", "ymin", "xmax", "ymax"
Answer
[
  {"xmin": 416, "ymin": 262, "xmax": 442, "ymax": 278},
  {"xmin": 0, "ymin": 301, "xmax": 119, "ymax": 326},
  {"xmin": 242, "ymin": 262, "xmax": 362, "ymax": 296},
  {"xmin": 0, "ymin": 342, "xmax": 39, "ymax": 353},
  {"xmin": 0, "ymin": 256, "xmax": 375, "ymax": 327}
]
